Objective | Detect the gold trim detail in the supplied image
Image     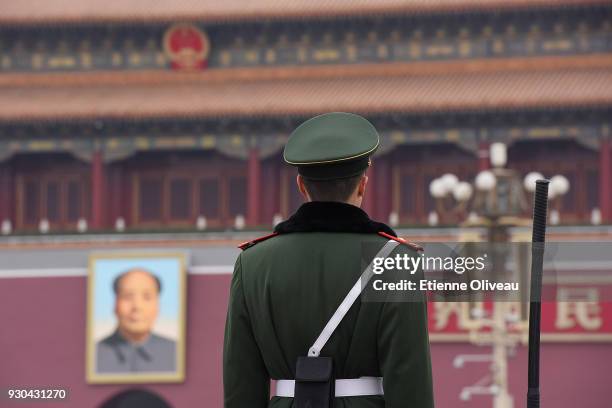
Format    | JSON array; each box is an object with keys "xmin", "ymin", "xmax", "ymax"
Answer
[{"xmin": 284, "ymin": 138, "xmax": 380, "ymax": 165}]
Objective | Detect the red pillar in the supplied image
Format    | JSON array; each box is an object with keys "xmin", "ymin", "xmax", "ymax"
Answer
[
  {"xmin": 247, "ymin": 148, "xmax": 261, "ymax": 226},
  {"xmin": 478, "ymin": 141, "xmax": 490, "ymax": 171},
  {"xmin": 600, "ymin": 137, "xmax": 611, "ymax": 223},
  {"xmin": 109, "ymin": 166, "xmax": 123, "ymax": 228},
  {"xmin": 0, "ymin": 164, "xmax": 12, "ymax": 224},
  {"xmin": 91, "ymin": 149, "xmax": 106, "ymax": 230},
  {"xmin": 362, "ymin": 163, "xmax": 376, "ymax": 217},
  {"xmin": 260, "ymin": 160, "xmax": 280, "ymax": 225},
  {"xmin": 375, "ymin": 157, "xmax": 391, "ymax": 222}
]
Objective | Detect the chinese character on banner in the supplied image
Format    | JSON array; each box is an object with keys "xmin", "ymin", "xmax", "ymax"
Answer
[
  {"xmin": 163, "ymin": 24, "xmax": 210, "ymax": 70},
  {"xmin": 427, "ymin": 285, "xmax": 612, "ymax": 343}
]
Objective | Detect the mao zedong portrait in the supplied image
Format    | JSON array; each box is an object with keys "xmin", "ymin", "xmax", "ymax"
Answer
[{"xmin": 96, "ymin": 268, "xmax": 176, "ymax": 373}]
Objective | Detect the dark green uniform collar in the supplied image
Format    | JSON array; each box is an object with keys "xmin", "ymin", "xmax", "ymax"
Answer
[{"xmin": 274, "ymin": 201, "xmax": 397, "ymax": 236}]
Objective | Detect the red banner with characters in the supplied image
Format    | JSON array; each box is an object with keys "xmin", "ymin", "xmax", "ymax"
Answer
[{"xmin": 428, "ymin": 284, "xmax": 612, "ymax": 343}]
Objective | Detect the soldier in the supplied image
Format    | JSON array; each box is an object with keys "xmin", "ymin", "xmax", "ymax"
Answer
[{"xmin": 223, "ymin": 112, "xmax": 434, "ymax": 407}]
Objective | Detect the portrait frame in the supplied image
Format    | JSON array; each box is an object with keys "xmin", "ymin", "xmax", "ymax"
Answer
[{"xmin": 86, "ymin": 251, "xmax": 187, "ymax": 384}]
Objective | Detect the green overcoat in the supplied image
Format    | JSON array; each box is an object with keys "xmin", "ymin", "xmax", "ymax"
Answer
[{"xmin": 223, "ymin": 202, "xmax": 434, "ymax": 408}]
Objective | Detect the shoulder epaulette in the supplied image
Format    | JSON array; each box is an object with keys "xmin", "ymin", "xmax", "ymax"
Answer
[
  {"xmin": 238, "ymin": 232, "xmax": 280, "ymax": 250},
  {"xmin": 378, "ymin": 231, "xmax": 423, "ymax": 252}
]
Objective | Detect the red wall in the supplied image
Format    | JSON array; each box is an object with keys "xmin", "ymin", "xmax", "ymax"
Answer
[
  {"xmin": 0, "ymin": 276, "xmax": 227, "ymax": 407},
  {"xmin": 1, "ymin": 275, "xmax": 610, "ymax": 407}
]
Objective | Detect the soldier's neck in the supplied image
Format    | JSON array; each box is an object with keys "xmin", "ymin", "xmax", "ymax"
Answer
[{"xmin": 345, "ymin": 195, "xmax": 363, "ymax": 208}]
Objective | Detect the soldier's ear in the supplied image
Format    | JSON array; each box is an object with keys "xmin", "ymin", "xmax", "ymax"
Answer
[
  {"xmin": 357, "ymin": 175, "xmax": 368, "ymax": 198},
  {"xmin": 296, "ymin": 175, "xmax": 311, "ymax": 201}
]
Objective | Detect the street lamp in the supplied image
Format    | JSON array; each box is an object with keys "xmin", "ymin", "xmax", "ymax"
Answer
[
  {"xmin": 429, "ymin": 144, "xmax": 570, "ymax": 226},
  {"xmin": 427, "ymin": 142, "xmax": 570, "ymax": 408},
  {"xmin": 429, "ymin": 173, "xmax": 473, "ymax": 224}
]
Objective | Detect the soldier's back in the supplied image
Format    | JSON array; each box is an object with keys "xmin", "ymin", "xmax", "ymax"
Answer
[{"xmin": 239, "ymin": 232, "xmax": 407, "ymax": 407}]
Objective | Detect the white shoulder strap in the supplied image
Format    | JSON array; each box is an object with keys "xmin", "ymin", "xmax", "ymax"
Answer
[{"xmin": 308, "ymin": 239, "xmax": 400, "ymax": 357}]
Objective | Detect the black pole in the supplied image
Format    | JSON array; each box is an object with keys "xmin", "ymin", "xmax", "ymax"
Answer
[{"xmin": 527, "ymin": 179, "xmax": 549, "ymax": 408}]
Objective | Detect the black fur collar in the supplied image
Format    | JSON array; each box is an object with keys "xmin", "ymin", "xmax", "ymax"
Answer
[{"xmin": 274, "ymin": 201, "xmax": 397, "ymax": 236}]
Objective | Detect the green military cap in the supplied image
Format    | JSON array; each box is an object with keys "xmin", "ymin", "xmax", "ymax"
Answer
[{"xmin": 283, "ymin": 112, "xmax": 379, "ymax": 180}]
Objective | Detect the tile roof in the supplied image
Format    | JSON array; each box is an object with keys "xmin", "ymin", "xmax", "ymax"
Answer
[
  {"xmin": 0, "ymin": 0, "xmax": 600, "ymax": 24},
  {"xmin": 1, "ymin": 69, "xmax": 610, "ymax": 121}
]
